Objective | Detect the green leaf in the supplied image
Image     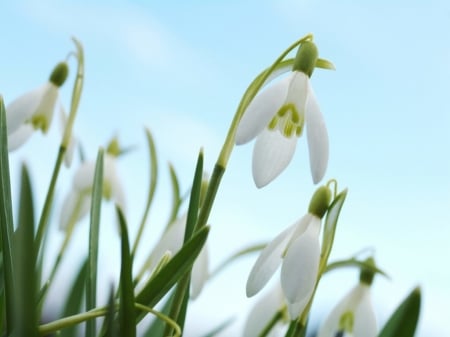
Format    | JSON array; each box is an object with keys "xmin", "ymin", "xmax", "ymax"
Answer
[
  {"xmin": 378, "ymin": 286, "xmax": 421, "ymax": 337},
  {"xmin": 0, "ymin": 96, "xmax": 16, "ymax": 335},
  {"xmin": 117, "ymin": 207, "xmax": 136, "ymax": 337},
  {"xmin": 104, "ymin": 286, "xmax": 118, "ymax": 337},
  {"xmin": 319, "ymin": 189, "xmax": 348, "ymax": 273},
  {"xmin": 86, "ymin": 148, "xmax": 104, "ymax": 337},
  {"xmin": 209, "ymin": 242, "xmax": 266, "ymax": 279},
  {"xmin": 166, "ymin": 163, "xmax": 182, "ymax": 228},
  {"xmin": 315, "ymin": 58, "xmax": 336, "ymax": 70},
  {"xmin": 165, "ymin": 150, "xmax": 204, "ymax": 335},
  {"xmin": 13, "ymin": 164, "xmax": 38, "ymax": 337},
  {"xmin": 325, "ymin": 258, "xmax": 389, "ymax": 278},
  {"xmin": 60, "ymin": 259, "xmax": 88, "ymax": 337},
  {"xmin": 131, "ymin": 128, "xmax": 158, "ymax": 257},
  {"xmin": 135, "ymin": 225, "xmax": 210, "ymax": 320}
]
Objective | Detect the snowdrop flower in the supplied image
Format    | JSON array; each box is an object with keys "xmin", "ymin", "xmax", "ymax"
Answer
[
  {"xmin": 235, "ymin": 41, "xmax": 328, "ymax": 188},
  {"xmin": 7, "ymin": 62, "xmax": 69, "ymax": 150},
  {"xmin": 246, "ymin": 185, "xmax": 331, "ymax": 319},
  {"xmin": 317, "ymin": 259, "xmax": 377, "ymax": 337},
  {"xmin": 243, "ymin": 283, "xmax": 288, "ymax": 337},
  {"xmin": 59, "ymin": 140, "xmax": 125, "ymax": 230},
  {"xmin": 147, "ymin": 214, "xmax": 209, "ymax": 299}
]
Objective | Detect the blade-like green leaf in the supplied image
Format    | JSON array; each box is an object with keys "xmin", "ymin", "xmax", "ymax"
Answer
[
  {"xmin": 135, "ymin": 225, "xmax": 210, "ymax": 319},
  {"xmin": 378, "ymin": 286, "xmax": 421, "ymax": 337},
  {"xmin": 13, "ymin": 164, "xmax": 38, "ymax": 337},
  {"xmin": 210, "ymin": 242, "xmax": 266, "ymax": 279},
  {"xmin": 319, "ymin": 189, "xmax": 348, "ymax": 273},
  {"xmin": 324, "ymin": 258, "xmax": 389, "ymax": 278},
  {"xmin": 60, "ymin": 259, "xmax": 88, "ymax": 337},
  {"xmin": 165, "ymin": 150, "xmax": 204, "ymax": 335},
  {"xmin": 315, "ymin": 58, "xmax": 336, "ymax": 70},
  {"xmin": 86, "ymin": 148, "xmax": 104, "ymax": 337},
  {"xmin": 166, "ymin": 163, "xmax": 182, "ymax": 228},
  {"xmin": 131, "ymin": 127, "xmax": 158, "ymax": 257},
  {"xmin": 0, "ymin": 96, "xmax": 16, "ymax": 335},
  {"xmin": 117, "ymin": 207, "xmax": 136, "ymax": 337},
  {"xmin": 104, "ymin": 286, "xmax": 118, "ymax": 337}
]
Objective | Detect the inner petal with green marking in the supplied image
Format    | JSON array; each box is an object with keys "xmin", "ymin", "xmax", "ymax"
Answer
[{"xmin": 267, "ymin": 103, "xmax": 305, "ymax": 138}]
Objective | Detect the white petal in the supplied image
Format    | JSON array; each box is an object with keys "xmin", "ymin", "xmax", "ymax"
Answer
[
  {"xmin": 353, "ymin": 286, "xmax": 377, "ymax": 337},
  {"xmin": 59, "ymin": 105, "xmax": 76, "ymax": 167},
  {"xmin": 59, "ymin": 191, "xmax": 91, "ymax": 230},
  {"xmin": 246, "ymin": 223, "xmax": 297, "ymax": 297},
  {"xmin": 305, "ymin": 83, "xmax": 329, "ymax": 184},
  {"xmin": 280, "ymin": 220, "xmax": 320, "ymax": 316},
  {"xmin": 285, "ymin": 72, "xmax": 308, "ymax": 114},
  {"xmin": 287, "ymin": 297, "xmax": 310, "ymax": 321},
  {"xmin": 104, "ymin": 155, "xmax": 126, "ymax": 212},
  {"xmin": 191, "ymin": 243, "xmax": 209, "ymax": 299},
  {"xmin": 252, "ymin": 129, "xmax": 297, "ymax": 188},
  {"xmin": 243, "ymin": 283, "xmax": 286, "ymax": 337},
  {"xmin": 235, "ymin": 75, "xmax": 292, "ymax": 145},
  {"xmin": 148, "ymin": 215, "xmax": 187, "ymax": 271},
  {"xmin": 36, "ymin": 83, "xmax": 58, "ymax": 132},
  {"xmin": 317, "ymin": 284, "xmax": 376, "ymax": 337},
  {"xmin": 6, "ymin": 83, "xmax": 48, "ymax": 134},
  {"xmin": 73, "ymin": 160, "xmax": 96, "ymax": 192},
  {"xmin": 7, "ymin": 124, "xmax": 34, "ymax": 151}
]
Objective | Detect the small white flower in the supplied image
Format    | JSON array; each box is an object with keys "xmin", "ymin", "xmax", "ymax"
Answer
[
  {"xmin": 59, "ymin": 153, "xmax": 125, "ymax": 230},
  {"xmin": 246, "ymin": 185, "xmax": 331, "ymax": 319},
  {"xmin": 317, "ymin": 283, "xmax": 377, "ymax": 337},
  {"xmin": 147, "ymin": 214, "xmax": 209, "ymax": 299},
  {"xmin": 243, "ymin": 283, "xmax": 288, "ymax": 337},
  {"xmin": 6, "ymin": 62, "xmax": 69, "ymax": 151},
  {"xmin": 235, "ymin": 41, "xmax": 328, "ymax": 188}
]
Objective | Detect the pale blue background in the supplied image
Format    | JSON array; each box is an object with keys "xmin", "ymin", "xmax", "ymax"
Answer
[{"xmin": 1, "ymin": 1, "xmax": 449, "ymax": 336}]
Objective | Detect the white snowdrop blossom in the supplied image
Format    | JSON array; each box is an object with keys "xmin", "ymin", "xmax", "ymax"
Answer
[
  {"xmin": 243, "ymin": 283, "xmax": 288, "ymax": 337},
  {"xmin": 147, "ymin": 214, "xmax": 209, "ymax": 299},
  {"xmin": 235, "ymin": 41, "xmax": 328, "ymax": 188},
  {"xmin": 59, "ymin": 153, "xmax": 125, "ymax": 230},
  {"xmin": 317, "ymin": 259, "xmax": 377, "ymax": 337},
  {"xmin": 6, "ymin": 62, "xmax": 69, "ymax": 151},
  {"xmin": 246, "ymin": 186, "xmax": 331, "ymax": 319}
]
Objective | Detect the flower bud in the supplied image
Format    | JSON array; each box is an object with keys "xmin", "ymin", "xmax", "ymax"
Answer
[
  {"xmin": 359, "ymin": 257, "xmax": 376, "ymax": 286},
  {"xmin": 293, "ymin": 41, "xmax": 318, "ymax": 77},
  {"xmin": 308, "ymin": 185, "xmax": 331, "ymax": 218},
  {"xmin": 49, "ymin": 62, "xmax": 69, "ymax": 87}
]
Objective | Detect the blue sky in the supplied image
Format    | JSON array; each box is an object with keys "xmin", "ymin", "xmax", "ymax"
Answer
[{"xmin": 1, "ymin": 1, "xmax": 450, "ymax": 336}]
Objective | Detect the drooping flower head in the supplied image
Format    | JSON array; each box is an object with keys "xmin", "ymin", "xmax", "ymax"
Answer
[
  {"xmin": 7, "ymin": 62, "xmax": 69, "ymax": 150},
  {"xmin": 235, "ymin": 40, "xmax": 329, "ymax": 188},
  {"xmin": 246, "ymin": 185, "xmax": 332, "ymax": 319},
  {"xmin": 59, "ymin": 137, "xmax": 125, "ymax": 230},
  {"xmin": 317, "ymin": 258, "xmax": 378, "ymax": 337}
]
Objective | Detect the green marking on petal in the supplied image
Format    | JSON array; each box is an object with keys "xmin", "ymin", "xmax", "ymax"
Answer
[
  {"xmin": 31, "ymin": 114, "xmax": 49, "ymax": 133},
  {"xmin": 339, "ymin": 311, "xmax": 354, "ymax": 334}
]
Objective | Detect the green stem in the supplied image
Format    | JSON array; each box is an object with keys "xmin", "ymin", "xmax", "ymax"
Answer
[
  {"xmin": 196, "ymin": 34, "xmax": 313, "ymax": 230},
  {"xmin": 284, "ymin": 320, "xmax": 306, "ymax": 337},
  {"xmin": 35, "ymin": 37, "xmax": 85, "ymax": 254},
  {"xmin": 258, "ymin": 310, "xmax": 283, "ymax": 337},
  {"xmin": 39, "ymin": 307, "xmax": 107, "ymax": 336}
]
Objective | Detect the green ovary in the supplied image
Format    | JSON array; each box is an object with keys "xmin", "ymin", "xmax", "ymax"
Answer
[{"xmin": 268, "ymin": 103, "xmax": 304, "ymax": 138}]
